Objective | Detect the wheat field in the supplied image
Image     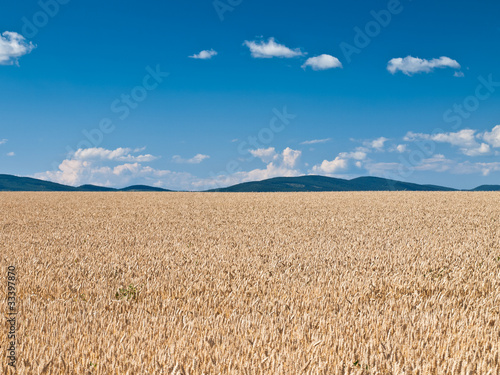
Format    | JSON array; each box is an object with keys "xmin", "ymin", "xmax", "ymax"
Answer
[{"xmin": 1, "ymin": 192, "xmax": 499, "ymax": 374}]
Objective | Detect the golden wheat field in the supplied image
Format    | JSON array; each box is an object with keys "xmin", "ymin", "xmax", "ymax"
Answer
[{"xmin": 1, "ymin": 192, "xmax": 500, "ymax": 374}]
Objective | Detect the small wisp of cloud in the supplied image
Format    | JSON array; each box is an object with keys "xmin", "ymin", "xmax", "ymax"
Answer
[
  {"xmin": 172, "ymin": 154, "xmax": 210, "ymax": 164},
  {"xmin": 300, "ymin": 138, "xmax": 332, "ymax": 145},
  {"xmin": 189, "ymin": 49, "xmax": 218, "ymax": 60},
  {"xmin": 244, "ymin": 37, "xmax": 304, "ymax": 59}
]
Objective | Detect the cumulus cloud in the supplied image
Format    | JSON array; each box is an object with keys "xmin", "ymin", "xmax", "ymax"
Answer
[
  {"xmin": 311, "ymin": 157, "xmax": 348, "ymax": 174},
  {"xmin": 0, "ymin": 139, "xmax": 7, "ymax": 145},
  {"xmin": 431, "ymin": 130, "xmax": 478, "ymax": 148},
  {"xmin": 404, "ymin": 129, "xmax": 491, "ymax": 156},
  {"xmin": 0, "ymin": 31, "xmax": 35, "ymax": 65},
  {"xmin": 243, "ymin": 37, "xmax": 304, "ymax": 58},
  {"xmin": 395, "ymin": 144, "xmax": 407, "ymax": 153},
  {"xmin": 482, "ymin": 125, "xmax": 500, "ymax": 148},
  {"xmin": 282, "ymin": 147, "xmax": 301, "ymax": 168},
  {"xmin": 339, "ymin": 150, "xmax": 367, "ymax": 160},
  {"xmin": 462, "ymin": 143, "xmax": 491, "ymax": 157},
  {"xmin": 387, "ymin": 56, "xmax": 461, "ymax": 75},
  {"xmin": 6, "ymin": 152, "xmax": 15, "ymax": 157},
  {"xmin": 172, "ymin": 154, "xmax": 210, "ymax": 164},
  {"xmin": 73, "ymin": 147, "xmax": 158, "ymax": 162},
  {"xmin": 311, "ymin": 147, "xmax": 367, "ymax": 175},
  {"xmin": 301, "ymin": 54, "xmax": 342, "ymax": 70},
  {"xmin": 300, "ymin": 138, "xmax": 332, "ymax": 145},
  {"xmin": 249, "ymin": 147, "xmax": 277, "ymax": 163},
  {"xmin": 414, "ymin": 154, "xmax": 454, "ymax": 172},
  {"xmin": 369, "ymin": 137, "xmax": 388, "ymax": 151},
  {"xmin": 196, "ymin": 147, "xmax": 302, "ymax": 189},
  {"xmin": 34, "ymin": 147, "xmax": 196, "ymax": 190},
  {"xmin": 452, "ymin": 161, "xmax": 500, "ymax": 176},
  {"xmin": 248, "ymin": 147, "xmax": 301, "ymax": 168},
  {"xmin": 189, "ymin": 49, "xmax": 217, "ymax": 60}
]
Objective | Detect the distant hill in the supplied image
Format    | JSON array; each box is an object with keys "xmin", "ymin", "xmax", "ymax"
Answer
[
  {"xmin": 0, "ymin": 174, "xmax": 172, "ymax": 192},
  {"xmin": 208, "ymin": 176, "xmax": 354, "ymax": 192},
  {"xmin": 207, "ymin": 175, "xmax": 458, "ymax": 192},
  {"xmin": 78, "ymin": 184, "xmax": 117, "ymax": 192},
  {"xmin": 0, "ymin": 174, "xmax": 77, "ymax": 191},
  {"xmin": 120, "ymin": 185, "xmax": 170, "ymax": 192},
  {"xmin": 471, "ymin": 185, "xmax": 500, "ymax": 191},
  {"xmin": 0, "ymin": 173, "xmax": 498, "ymax": 192}
]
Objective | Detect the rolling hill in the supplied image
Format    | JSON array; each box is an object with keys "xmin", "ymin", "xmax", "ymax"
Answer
[
  {"xmin": 0, "ymin": 175, "xmax": 172, "ymax": 192},
  {"xmin": 0, "ymin": 174, "xmax": 78, "ymax": 191},
  {"xmin": 471, "ymin": 185, "xmax": 500, "ymax": 191},
  {"xmin": 1, "ymin": 173, "xmax": 499, "ymax": 192},
  {"xmin": 207, "ymin": 175, "xmax": 459, "ymax": 192}
]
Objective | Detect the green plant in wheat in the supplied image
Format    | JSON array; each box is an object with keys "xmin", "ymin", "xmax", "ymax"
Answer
[{"xmin": 115, "ymin": 284, "xmax": 138, "ymax": 300}]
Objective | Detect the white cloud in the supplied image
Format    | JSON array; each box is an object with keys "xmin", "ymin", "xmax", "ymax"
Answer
[
  {"xmin": 361, "ymin": 137, "xmax": 388, "ymax": 151},
  {"xmin": 72, "ymin": 147, "xmax": 158, "ymax": 162},
  {"xmin": 311, "ymin": 146, "xmax": 367, "ymax": 175},
  {"xmin": 387, "ymin": 56, "xmax": 461, "ymax": 75},
  {"xmin": 172, "ymin": 154, "xmax": 210, "ymax": 164},
  {"xmin": 301, "ymin": 54, "xmax": 342, "ymax": 70},
  {"xmin": 243, "ymin": 37, "xmax": 304, "ymax": 59},
  {"xmin": 34, "ymin": 147, "xmax": 197, "ymax": 190},
  {"xmin": 249, "ymin": 147, "xmax": 277, "ymax": 163},
  {"xmin": 414, "ymin": 154, "xmax": 454, "ymax": 172},
  {"xmin": 0, "ymin": 31, "xmax": 35, "ymax": 65},
  {"xmin": 338, "ymin": 150, "xmax": 367, "ymax": 160},
  {"xmin": 369, "ymin": 137, "xmax": 388, "ymax": 150},
  {"xmin": 482, "ymin": 125, "xmax": 500, "ymax": 148},
  {"xmin": 195, "ymin": 147, "xmax": 302, "ymax": 189},
  {"xmin": 396, "ymin": 144, "xmax": 407, "ymax": 153},
  {"xmin": 453, "ymin": 162, "xmax": 500, "ymax": 176},
  {"xmin": 282, "ymin": 147, "xmax": 301, "ymax": 168},
  {"xmin": 311, "ymin": 157, "xmax": 348, "ymax": 174},
  {"xmin": 249, "ymin": 147, "xmax": 301, "ymax": 167},
  {"xmin": 36, "ymin": 159, "xmax": 196, "ymax": 189},
  {"xmin": 300, "ymin": 138, "xmax": 332, "ymax": 145},
  {"xmin": 242, "ymin": 161, "xmax": 301, "ymax": 181},
  {"xmin": 189, "ymin": 49, "xmax": 217, "ymax": 60},
  {"xmin": 36, "ymin": 146, "xmax": 304, "ymax": 191},
  {"xmin": 463, "ymin": 143, "xmax": 490, "ymax": 157},
  {"xmin": 454, "ymin": 71, "xmax": 465, "ymax": 78},
  {"xmin": 6, "ymin": 152, "xmax": 15, "ymax": 157},
  {"xmin": 0, "ymin": 139, "xmax": 7, "ymax": 145},
  {"xmin": 431, "ymin": 129, "xmax": 477, "ymax": 147},
  {"xmin": 404, "ymin": 129, "xmax": 491, "ymax": 156}
]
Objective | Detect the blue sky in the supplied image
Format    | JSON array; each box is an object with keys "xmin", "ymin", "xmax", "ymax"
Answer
[{"xmin": 1, "ymin": 0, "xmax": 500, "ymax": 190}]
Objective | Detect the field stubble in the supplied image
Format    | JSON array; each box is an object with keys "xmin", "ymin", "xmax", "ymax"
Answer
[{"xmin": 1, "ymin": 192, "xmax": 500, "ymax": 374}]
